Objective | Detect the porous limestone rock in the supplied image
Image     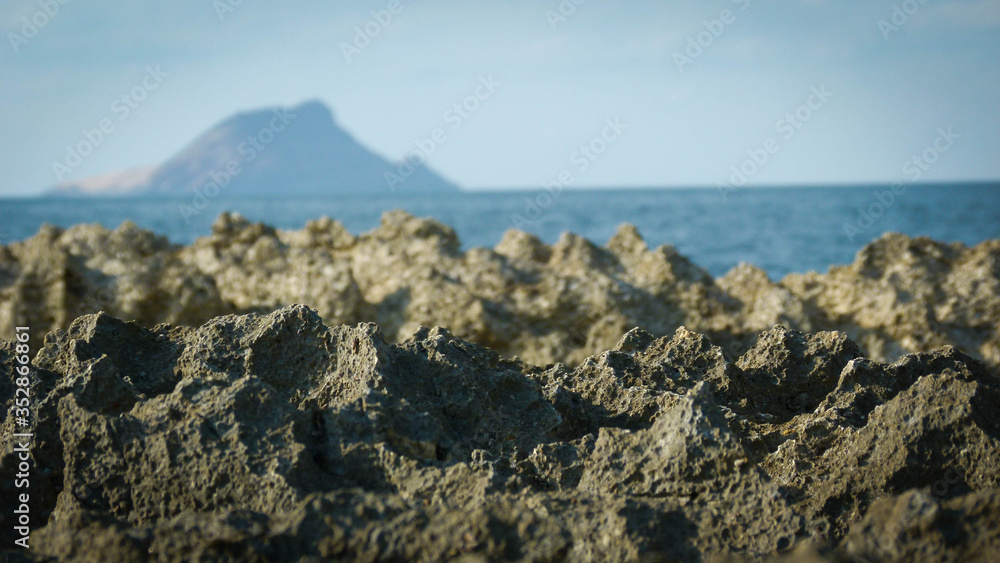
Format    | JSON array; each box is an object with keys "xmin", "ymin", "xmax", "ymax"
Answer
[{"xmin": 1, "ymin": 308, "xmax": 997, "ymax": 561}]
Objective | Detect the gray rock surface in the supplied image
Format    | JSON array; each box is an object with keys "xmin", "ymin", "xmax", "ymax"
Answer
[
  {"xmin": 1, "ymin": 213, "xmax": 998, "ymax": 373},
  {"xmin": 1, "ymin": 307, "xmax": 998, "ymax": 561}
]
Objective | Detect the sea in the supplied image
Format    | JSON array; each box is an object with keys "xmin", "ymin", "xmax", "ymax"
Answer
[{"xmin": 1, "ymin": 183, "xmax": 998, "ymax": 279}]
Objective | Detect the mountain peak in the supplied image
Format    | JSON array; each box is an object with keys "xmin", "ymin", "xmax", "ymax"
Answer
[{"xmin": 291, "ymin": 99, "xmax": 334, "ymax": 121}]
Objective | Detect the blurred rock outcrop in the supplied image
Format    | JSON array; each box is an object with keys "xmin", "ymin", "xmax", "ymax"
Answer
[{"xmin": 2, "ymin": 212, "xmax": 997, "ymax": 373}]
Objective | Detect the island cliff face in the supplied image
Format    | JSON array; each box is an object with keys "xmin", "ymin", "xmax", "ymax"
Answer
[
  {"xmin": 0, "ymin": 216, "xmax": 998, "ymax": 561},
  {"xmin": 50, "ymin": 101, "xmax": 459, "ymax": 197}
]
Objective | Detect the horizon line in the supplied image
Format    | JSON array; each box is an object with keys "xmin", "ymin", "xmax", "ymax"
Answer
[{"xmin": 2, "ymin": 179, "xmax": 998, "ymax": 200}]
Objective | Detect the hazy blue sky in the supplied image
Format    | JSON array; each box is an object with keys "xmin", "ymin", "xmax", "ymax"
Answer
[{"xmin": 1, "ymin": 0, "xmax": 998, "ymax": 196}]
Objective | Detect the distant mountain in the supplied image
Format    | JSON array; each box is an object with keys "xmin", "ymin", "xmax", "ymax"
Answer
[
  {"xmin": 51, "ymin": 165, "xmax": 158, "ymax": 196},
  {"xmin": 50, "ymin": 100, "xmax": 460, "ymax": 196}
]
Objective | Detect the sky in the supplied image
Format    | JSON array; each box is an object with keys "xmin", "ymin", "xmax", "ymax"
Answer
[{"xmin": 1, "ymin": 0, "xmax": 998, "ymax": 196}]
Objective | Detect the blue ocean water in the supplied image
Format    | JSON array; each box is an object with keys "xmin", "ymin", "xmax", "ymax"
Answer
[{"xmin": 1, "ymin": 184, "xmax": 998, "ymax": 279}]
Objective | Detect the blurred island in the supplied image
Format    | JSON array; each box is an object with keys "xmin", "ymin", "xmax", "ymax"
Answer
[{"xmin": 48, "ymin": 100, "xmax": 460, "ymax": 198}]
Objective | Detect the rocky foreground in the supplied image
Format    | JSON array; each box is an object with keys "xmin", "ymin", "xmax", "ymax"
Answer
[
  {"xmin": 0, "ymin": 306, "xmax": 998, "ymax": 561},
  {"xmin": 1, "ymin": 211, "xmax": 998, "ymax": 372},
  {"xmin": 0, "ymin": 214, "xmax": 999, "ymax": 560}
]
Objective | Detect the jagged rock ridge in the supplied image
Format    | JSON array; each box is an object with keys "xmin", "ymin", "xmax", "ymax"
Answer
[{"xmin": 0, "ymin": 309, "xmax": 997, "ymax": 560}]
